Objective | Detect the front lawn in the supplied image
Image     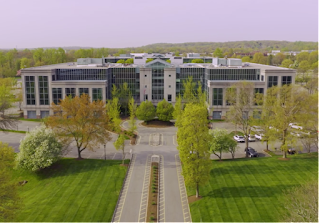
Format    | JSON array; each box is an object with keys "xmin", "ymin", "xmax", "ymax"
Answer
[
  {"xmin": 187, "ymin": 153, "xmax": 318, "ymax": 222},
  {"xmin": 12, "ymin": 158, "xmax": 128, "ymax": 222}
]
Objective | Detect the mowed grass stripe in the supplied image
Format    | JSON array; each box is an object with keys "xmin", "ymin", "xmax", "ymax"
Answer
[
  {"xmin": 13, "ymin": 159, "xmax": 126, "ymax": 222},
  {"xmin": 187, "ymin": 153, "xmax": 318, "ymax": 222},
  {"xmin": 37, "ymin": 161, "xmax": 93, "ymax": 222}
]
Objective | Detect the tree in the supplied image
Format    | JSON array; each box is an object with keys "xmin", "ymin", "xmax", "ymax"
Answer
[
  {"xmin": 281, "ymin": 59, "xmax": 293, "ymax": 68},
  {"xmin": 0, "ymin": 78, "xmax": 18, "ymax": 129},
  {"xmin": 296, "ymin": 51, "xmax": 309, "ymax": 63},
  {"xmin": 16, "ymin": 125, "xmax": 63, "ymax": 171},
  {"xmin": 297, "ymin": 60, "xmax": 311, "ymax": 83},
  {"xmin": 213, "ymin": 48, "xmax": 223, "ymax": 58},
  {"xmin": 136, "ymin": 100, "xmax": 155, "ymax": 123},
  {"xmin": 116, "ymin": 59, "xmax": 125, "ymax": 64},
  {"xmin": 252, "ymin": 52, "xmax": 266, "ymax": 64},
  {"xmin": 16, "ymin": 89, "xmax": 23, "ymax": 111},
  {"xmin": 156, "ymin": 99, "xmax": 174, "ymax": 121},
  {"xmin": 113, "ymin": 134, "xmax": 126, "ymax": 165},
  {"xmin": 191, "ymin": 59, "xmax": 204, "ymax": 63},
  {"xmin": 125, "ymin": 58, "xmax": 133, "ymax": 64},
  {"xmin": 282, "ymin": 182, "xmax": 318, "ymax": 222},
  {"xmin": 262, "ymin": 85, "xmax": 310, "ymax": 158},
  {"xmin": 45, "ymin": 94, "xmax": 111, "ymax": 159},
  {"xmin": 20, "ymin": 57, "xmax": 30, "ymax": 69},
  {"xmin": 241, "ymin": 56, "xmax": 251, "ymax": 62},
  {"xmin": 106, "ymin": 96, "xmax": 121, "ymax": 133},
  {"xmin": 146, "ymin": 58, "xmax": 154, "ymax": 63},
  {"xmin": 273, "ymin": 53, "xmax": 286, "ymax": 65},
  {"xmin": 128, "ymin": 97, "xmax": 137, "ymax": 135},
  {"xmin": 225, "ymin": 82, "xmax": 257, "ymax": 157},
  {"xmin": 0, "ymin": 142, "xmax": 21, "ymax": 222},
  {"xmin": 173, "ymin": 94, "xmax": 183, "ymax": 128},
  {"xmin": 209, "ymin": 129, "xmax": 237, "ymax": 160},
  {"xmin": 308, "ymin": 51, "xmax": 318, "ymax": 64},
  {"xmin": 177, "ymin": 103, "xmax": 211, "ymax": 198},
  {"xmin": 166, "ymin": 59, "xmax": 171, "ymax": 63}
]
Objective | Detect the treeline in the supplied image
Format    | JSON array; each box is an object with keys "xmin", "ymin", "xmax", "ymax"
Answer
[{"xmin": 0, "ymin": 41, "xmax": 317, "ymax": 78}]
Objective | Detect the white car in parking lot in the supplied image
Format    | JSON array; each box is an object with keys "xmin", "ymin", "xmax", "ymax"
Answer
[
  {"xmin": 233, "ymin": 135, "xmax": 245, "ymax": 143},
  {"xmin": 289, "ymin": 123, "xmax": 303, "ymax": 130},
  {"xmin": 244, "ymin": 135, "xmax": 256, "ymax": 142},
  {"xmin": 255, "ymin": 133, "xmax": 264, "ymax": 140}
]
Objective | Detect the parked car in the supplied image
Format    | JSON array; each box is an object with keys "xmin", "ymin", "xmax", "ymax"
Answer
[
  {"xmin": 244, "ymin": 147, "xmax": 259, "ymax": 157},
  {"xmin": 233, "ymin": 135, "xmax": 245, "ymax": 143},
  {"xmin": 255, "ymin": 133, "xmax": 264, "ymax": 140},
  {"xmin": 287, "ymin": 147, "xmax": 296, "ymax": 155},
  {"xmin": 289, "ymin": 123, "xmax": 303, "ymax": 130},
  {"xmin": 244, "ymin": 135, "xmax": 256, "ymax": 142}
]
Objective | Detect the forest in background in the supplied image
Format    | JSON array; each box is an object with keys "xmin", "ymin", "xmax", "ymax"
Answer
[{"xmin": 0, "ymin": 40, "xmax": 318, "ymax": 78}]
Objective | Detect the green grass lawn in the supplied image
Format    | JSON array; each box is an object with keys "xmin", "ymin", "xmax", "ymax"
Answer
[
  {"xmin": 187, "ymin": 153, "xmax": 318, "ymax": 222},
  {"xmin": 12, "ymin": 158, "xmax": 128, "ymax": 222}
]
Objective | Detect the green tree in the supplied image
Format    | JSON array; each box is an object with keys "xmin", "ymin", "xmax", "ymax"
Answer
[
  {"xmin": 213, "ymin": 48, "xmax": 223, "ymax": 57},
  {"xmin": 156, "ymin": 99, "xmax": 174, "ymax": 121},
  {"xmin": 281, "ymin": 59, "xmax": 294, "ymax": 68},
  {"xmin": 173, "ymin": 94, "xmax": 183, "ymax": 128},
  {"xmin": 16, "ymin": 125, "xmax": 63, "ymax": 171},
  {"xmin": 182, "ymin": 76, "xmax": 196, "ymax": 103},
  {"xmin": 113, "ymin": 134, "xmax": 126, "ymax": 165},
  {"xmin": 46, "ymin": 94, "xmax": 111, "ymax": 159},
  {"xmin": 125, "ymin": 58, "xmax": 133, "ymax": 64},
  {"xmin": 116, "ymin": 59, "xmax": 125, "ymax": 64},
  {"xmin": 225, "ymin": 82, "xmax": 257, "ymax": 157},
  {"xmin": 20, "ymin": 57, "xmax": 30, "ymax": 69},
  {"xmin": 308, "ymin": 51, "xmax": 318, "ymax": 64},
  {"xmin": 282, "ymin": 182, "xmax": 318, "ymax": 222},
  {"xmin": 267, "ymin": 54, "xmax": 273, "ymax": 65},
  {"xmin": 146, "ymin": 58, "xmax": 154, "ymax": 63},
  {"xmin": 0, "ymin": 142, "xmax": 21, "ymax": 221},
  {"xmin": 273, "ymin": 53, "xmax": 286, "ymax": 65},
  {"xmin": 166, "ymin": 59, "xmax": 171, "ymax": 63},
  {"xmin": 128, "ymin": 97, "xmax": 137, "ymax": 135},
  {"xmin": 177, "ymin": 103, "xmax": 211, "ymax": 198},
  {"xmin": 136, "ymin": 100, "xmax": 155, "ymax": 123},
  {"xmin": 0, "ymin": 78, "xmax": 18, "ymax": 129},
  {"xmin": 191, "ymin": 59, "xmax": 204, "ymax": 63},
  {"xmin": 262, "ymin": 85, "xmax": 310, "ymax": 158},
  {"xmin": 119, "ymin": 82, "xmax": 131, "ymax": 116},
  {"xmin": 209, "ymin": 129, "xmax": 237, "ymax": 160},
  {"xmin": 252, "ymin": 52, "xmax": 266, "ymax": 64},
  {"xmin": 297, "ymin": 60, "xmax": 311, "ymax": 83},
  {"xmin": 106, "ymin": 96, "xmax": 121, "ymax": 133},
  {"xmin": 241, "ymin": 56, "xmax": 251, "ymax": 62},
  {"xmin": 296, "ymin": 51, "xmax": 310, "ymax": 63}
]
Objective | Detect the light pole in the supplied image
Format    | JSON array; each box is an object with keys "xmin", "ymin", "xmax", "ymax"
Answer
[{"xmin": 104, "ymin": 144, "xmax": 106, "ymax": 160}]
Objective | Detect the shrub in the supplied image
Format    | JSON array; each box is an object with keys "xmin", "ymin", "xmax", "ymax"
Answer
[
  {"xmin": 136, "ymin": 101, "xmax": 155, "ymax": 122},
  {"xmin": 156, "ymin": 99, "xmax": 174, "ymax": 122}
]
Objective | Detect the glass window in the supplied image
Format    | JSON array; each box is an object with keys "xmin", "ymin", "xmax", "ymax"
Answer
[
  {"xmin": 39, "ymin": 76, "xmax": 49, "ymax": 105},
  {"xmin": 92, "ymin": 88, "xmax": 102, "ymax": 101},
  {"xmin": 168, "ymin": 94, "xmax": 172, "ymax": 102},
  {"xmin": 282, "ymin": 76, "xmax": 292, "ymax": 85},
  {"xmin": 79, "ymin": 88, "xmax": 89, "ymax": 96},
  {"xmin": 268, "ymin": 76, "xmax": 278, "ymax": 88},
  {"xmin": 212, "ymin": 88, "xmax": 223, "ymax": 106},
  {"xmin": 65, "ymin": 88, "xmax": 75, "ymax": 98},
  {"xmin": 25, "ymin": 76, "xmax": 35, "ymax": 105},
  {"xmin": 52, "ymin": 88, "xmax": 62, "ymax": 104}
]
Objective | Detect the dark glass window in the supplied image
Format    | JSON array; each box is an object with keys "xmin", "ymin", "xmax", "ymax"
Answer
[
  {"xmin": 168, "ymin": 94, "xmax": 172, "ymax": 102},
  {"xmin": 268, "ymin": 76, "xmax": 278, "ymax": 88},
  {"xmin": 39, "ymin": 76, "xmax": 49, "ymax": 105},
  {"xmin": 25, "ymin": 76, "xmax": 35, "ymax": 105},
  {"xmin": 65, "ymin": 88, "xmax": 75, "ymax": 98},
  {"xmin": 152, "ymin": 68, "xmax": 164, "ymax": 100},
  {"xmin": 282, "ymin": 76, "xmax": 292, "ymax": 85},
  {"xmin": 52, "ymin": 88, "xmax": 62, "ymax": 104},
  {"xmin": 212, "ymin": 88, "xmax": 223, "ymax": 106},
  {"xmin": 92, "ymin": 88, "xmax": 102, "ymax": 101},
  {"xmin": 79, "ymin": 88, "xmax": 89, "ymax": 96}
]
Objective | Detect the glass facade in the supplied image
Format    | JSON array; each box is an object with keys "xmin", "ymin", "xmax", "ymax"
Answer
[
  {"xmin": 176, "ymin": 67, "xmax": 205, "ymax": 98},
  {"xmin": 92, "ymin": 88, "xmax": 102, "ymax": 101},
  {"xmin": 268, "ymin": 76, "xmax": 278, "ymax": 88},
  {"xmin": 52, "ymin": 88, "xmax": 62, "ymax": 104},
  {"xmin": 152, "ymin": 67, "xmax": 164, "ymax": 100},
  {"xmin": 212, "ymin": 88, "xmax": 223, "ymax": 106},
  {"xmin": 79, "ymin": 88, "xmax": 89, "ymax": 96},
  {"xmin": 39, "ymin": 76, "xmax": 49, "ymax": 105},
  {"xmin": 206, "ymin": 69, "xmax": 260, "ymax": 81},
  {"xmin": 56, "ymin": 69, "xmax": 107, "ymax": 80},
  {"xmin": 25, "ymin": 76, "xmax": 35, "ymax": 105},
  {"xmin": 65, "ymin": 88, "xmax": 75, "ymax": 98},
  {"xmin": 282, "ymin": 76, "xmax": 292, "ymax": 85}
]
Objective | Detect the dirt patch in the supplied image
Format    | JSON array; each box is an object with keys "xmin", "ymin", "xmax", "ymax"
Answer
[
  {"xmin": 278, "ymin": 158, "xmax": 291, "ymax": 161},
  {"xmin": 141, "ymin": 119, "xmax": 174, "ymax": 128},
  {"xmin": 130, "ymin": 134, "xmax": 137, "ymax": 145},
  {"xmin": 188, "ymin": 195, "xmax": 202, "ymax": 204},
  {"xmin": 120, "ymin": 164, "xmax": 129, "ymax": 167},
  {"xmin": 147, "ymin": 162, "xmax": 158, "ymax": 222}
]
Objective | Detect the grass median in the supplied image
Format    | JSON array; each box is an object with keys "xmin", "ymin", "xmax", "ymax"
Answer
[
  {"xmin": 187, "ymin": 153, "xmax": 318, "ymax": 222},
  {"xmin": 12, "ymin": 158, "xmax": 128, "ymax": 222}
]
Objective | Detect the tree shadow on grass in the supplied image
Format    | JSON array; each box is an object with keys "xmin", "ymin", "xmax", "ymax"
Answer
[{"xmin": 34, "ymin": 158, "xmax": 128, "ymax": 180}]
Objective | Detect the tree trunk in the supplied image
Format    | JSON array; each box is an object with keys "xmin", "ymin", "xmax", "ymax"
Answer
[
  {"xmin": 122, "ymin": 148, "xmax": 125, "ymax": 165},
  {"xmin": 196, "ymin": 183, "xmax": 199, "ymax": 198},
  {"xmin": 245, "ymin": 138, "xmax": 249, "ymax": 158},
  {"xmin": 219, "ymin": 151, "xmax": 222, "ymax": 161},
  {"xmin": 266, "ymin": 140, "xmax": 269, "ymax": 151},
  {"xmin": 282, "ymin": 129, "xmax": 287, "ymax": 159},
  {"xmin": 77, "ymin": 148, "xmax": 82, "ymax": 159}
]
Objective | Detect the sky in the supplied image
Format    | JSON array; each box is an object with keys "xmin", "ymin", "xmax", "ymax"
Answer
[{"xmin": 0, "ymin": 0, "xmax": 318, "ymax": 49}]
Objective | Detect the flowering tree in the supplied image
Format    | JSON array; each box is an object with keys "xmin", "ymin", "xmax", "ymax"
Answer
[{"xmin": 16, "ymin": 125, "xmax": 63, "ymax": 171}]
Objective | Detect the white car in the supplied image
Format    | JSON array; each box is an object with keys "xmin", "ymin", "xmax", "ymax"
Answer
[
  {"xmin": 233, "ymin": 135, "xmax": 245, "ymax": 143},
  {"xmin": 289, "ymin": 123, "xmax": 303, "ymax": 130},
  {"xmin": 244, "ymin": 135, "xmax": 256, "ymax": 142},
  {"xmin": 255, "ymin": 133, "xmax": 264, "ymax": 140}
]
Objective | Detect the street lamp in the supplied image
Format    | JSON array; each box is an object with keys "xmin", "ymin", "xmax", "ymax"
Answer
[{"xmin": 104, "ymin": 144, "xmax": 106, "ymax": 160}]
